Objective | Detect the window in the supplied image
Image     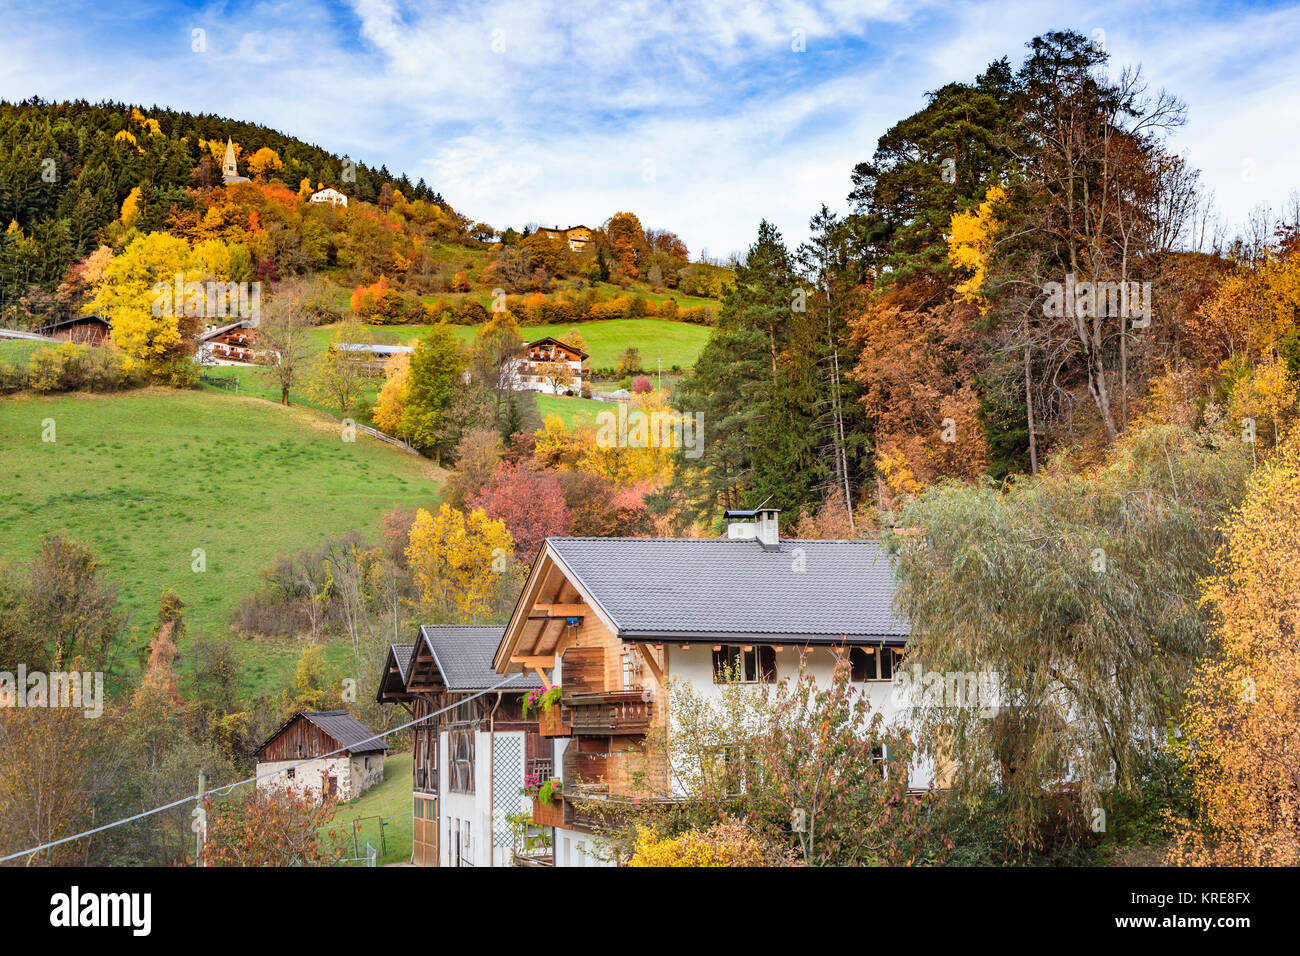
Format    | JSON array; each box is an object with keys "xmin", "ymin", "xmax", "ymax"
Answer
[
  {"xmin": 712, "ymin": 645, "xmax": 777, "ymax": 684},
  {"xmin": 622, "ymin": 646, "xmax": 643, "ymax": 690},
  {"xmin": 449, "ymin": 730, "xmax": 475, "ymax": 793},
  {"xmin": 850, "ymin": 645, "xmax": 903, "ymax": 681}
]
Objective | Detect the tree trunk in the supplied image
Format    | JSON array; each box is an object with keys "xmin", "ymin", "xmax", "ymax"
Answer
[{"xmin": 1024, "ymin": 345, "xmax": 1038, "ymax": 475}]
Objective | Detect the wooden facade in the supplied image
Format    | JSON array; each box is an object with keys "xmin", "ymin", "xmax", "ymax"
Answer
[
  {"xmin": 495, "ymin": 550, "xmax": 670, "ymax": 836},
  {"xmin": 256, "ymin": 714, "xmax": 341, "ymax": 762},
  {"xmin": 377, "ymin": 634, "xmax": 550, "ymax": 866},
  {"xmin": 39, "ymin": 315, "xmax": 110, "ymax": 345}
]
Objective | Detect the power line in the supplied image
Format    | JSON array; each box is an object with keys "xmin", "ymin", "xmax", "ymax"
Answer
[{"xmin": 0, "ymin": 673, "xmax": 525, "ymax": 864}]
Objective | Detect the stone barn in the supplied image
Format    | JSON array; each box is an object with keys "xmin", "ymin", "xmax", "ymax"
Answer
[{"xmin": 254, "ymin": 710, "xmax": 387, "ymax": 802}]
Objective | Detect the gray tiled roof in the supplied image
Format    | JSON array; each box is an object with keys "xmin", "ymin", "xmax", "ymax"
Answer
[
  {"xmin": 392, "ymin": 643, "xmax": 414, "ymax": 682},
  {"xmin": 301, "ymin": 710, "xmax": 387, "ymax": 755},
  {"xmin": 545, "ymin": 537, "xmax": 907, "ymax": 643},
  {"xmin": 420, "ymin": 625, "xmax": 543, "ymax": 691}
]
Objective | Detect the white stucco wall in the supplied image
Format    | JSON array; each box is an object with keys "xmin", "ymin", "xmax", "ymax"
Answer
[
  {"xmin": 255, "ymin": 753, "xmax": 384, "ymax": 802},
  {"xmin": 665, "ymin": 644, "xmax": 934, "ymax": 790},
  {"xmin": 439, "ymin": 728, "xmax": 523, "ymax": 867}
]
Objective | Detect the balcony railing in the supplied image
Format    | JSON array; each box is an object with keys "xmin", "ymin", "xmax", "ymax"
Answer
[
  {"xmin": 562, "ymin": 690, "xmax": 652, "ymax": 734},
  {"xmin": 562, "ymin": 788, "xmax": 685, "ymax": 830}
]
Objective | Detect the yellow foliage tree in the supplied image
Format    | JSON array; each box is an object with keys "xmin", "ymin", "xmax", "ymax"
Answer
[
  {"xmin": 1226, "ymin": 355, "xmax": 1298, "ymax": 450},
  {"xmin": 246, "ymin": 147, "xmax": 285, "ymax": 182},
  {"xmin": 1170, "ymin": 436, "xmax": 1300, "ymax": 865},
  {"xmin": 372, "ymin": 352, "xmax": 411, "ymax": 436},
  {"xmin": 119, "ymin": 186, "xmax": 143, "ymax": 226},
  {"xmin": 628, "ymin": 819, "xmax": 795, "ymax": 867},
  {"xmin": 947, "ymin": 185, "xmax": 1005, "ymax": 307},
  {"xmin": 405, "ymin": 504, "xmax": 514, "ymax": 622},
  {"xmin": 579, "ymin": 391, "xmax": 677, "ymax": 485},
  {"xmin": 86, "ymin": 232, "xmax": 223, "ymax": 378}
]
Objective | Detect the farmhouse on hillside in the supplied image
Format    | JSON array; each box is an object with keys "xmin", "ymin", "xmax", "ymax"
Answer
[
  {"xmin": 310, "ymin": 186, "xmax": 349, "ymax": 208},
  {"xmin": 254, "ymin": 710, "xmax": 387, "ymax": 802},
  {"xmin": 536, "ymin": 224, "xmax": 594, "ymax": 252},
  {"xmin": 196, "ymin": 319, "xmax": 259, "ymax": 364},
  {"xmin": 378, "ymin": 506, "xmax": 929, "ymax": 867},
  {"xmin": 509, "ymin": 336, "xmax": 588, "ymax": 395}
]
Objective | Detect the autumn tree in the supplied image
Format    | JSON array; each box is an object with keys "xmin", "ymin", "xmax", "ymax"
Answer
[
  {"xmin": 201, "ymin": 787, "xmax": 347, "ymax": 866},
  {"xmin": 86, "ymin": 231, "xmax": 218, "ymax": 382},
  {"xmin": 257, "ymin": 277, "xmax": 319, "ymax": 404},
  {"xmin": 1170, "ymin": 436, "xmax": 1300, "ymax": 865},
  {"xmin": 468, "ymin": 459, "xmax": 570, "ymax": 563},
  {"xmin": 443, "ymin": 425, "xmax": 502, "ymax": 510},
  {"xmin": 405, "ymin": 504, "xmax": 514, "ymax": 622},
  {"xmin": 372, "ymin": 351, "xmax": 411, "ymax": 437},
  {"xmin": 604, "ymin": 212, "xmax": 649, "ymax": 278},
  {"xmin": 889, "ymin": 422, "xmax": 1252, "ymax": 845},
  {"xmin": 311, "ymin": 323, "xmax": 374, "ymax": 416},
  {"xmin": 654, "ymin": 655, "xmax": 932, "ymax": 866},
  {"xmin": 16, "ymin": 534, "xmax": 123, "ymax": 671},
  {"xmin": 0, "ymin": 706, "xmax": 115, "ymax": 865},
  {"xmin": 245, "ymin": 147, "xmax": 285, "ymax": 183}
]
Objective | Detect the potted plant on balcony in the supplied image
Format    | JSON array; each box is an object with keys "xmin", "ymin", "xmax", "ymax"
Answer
[
  {"xmin": 524, "ymin": 773, "xmax": 565, "ymax": 827},
  {"xmin": 522, "ymin": 685, "xmax": 568, "ymax": 737}
]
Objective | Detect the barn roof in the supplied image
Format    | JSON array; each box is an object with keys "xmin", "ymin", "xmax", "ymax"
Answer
[
  {"xmin": 256, "ymin": 710, "xmax": 388, "ymax": 757},
  {"xmin": 419, "ymin": 625, "xmax": 542, "ymax": 691},
  {"xmin": 39, "ymin": 314, "xmax": 111, "ymax": 333},
  {"xmin": 392, "ymin": 643, "xmax": 415, "ymax": 681}
]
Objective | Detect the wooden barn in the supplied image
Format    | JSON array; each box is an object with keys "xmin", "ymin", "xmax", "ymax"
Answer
[
  {"xmin": 38, "ymin": 314, "xmax": 111, "ymax": 345},
  {"xmin": 254, "ymin": 710, "xmax": 387, "ymax": 802}
]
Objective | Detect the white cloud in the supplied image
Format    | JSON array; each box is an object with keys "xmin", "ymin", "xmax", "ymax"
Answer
[{"xmin": 1, "ymin": 0, "xmax": 1297, "ymax": 254}]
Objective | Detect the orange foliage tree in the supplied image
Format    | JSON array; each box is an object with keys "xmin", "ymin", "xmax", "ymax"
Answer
[
  {"xmin": 850, "ymin": 278, "xmax": 988, "ymax": 499},
  {"xmin": 201, "ymin": 787, "xmax": 347, "ymax": 866}
]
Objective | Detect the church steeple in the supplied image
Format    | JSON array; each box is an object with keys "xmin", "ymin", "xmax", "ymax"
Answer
[
  {"xmin": 222, "ymin": 138, "xmax": 238, "ymax": 179},
  {"xmin": 220, "ymin": 138, "xmax": 248, "ymax": 185}
]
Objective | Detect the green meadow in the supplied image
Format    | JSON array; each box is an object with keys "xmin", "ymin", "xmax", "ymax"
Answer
[
  {"xmin": 308, "ymin": 317, "xmax": 711, "ymax": 371},
  {"xmin": 0, "ymin": 389, "xmax": 440, "ymax": 695}
]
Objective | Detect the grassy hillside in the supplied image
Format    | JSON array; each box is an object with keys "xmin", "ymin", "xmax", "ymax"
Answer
[
  {"xmin": 328, "ymin": 751, "xmax": 413, "ymax": 866},
  {"xmin": 0, "ymin": 389, "xmax": 440, "ymax": 694},
  {"xmin": 535, "ymin": 393, "xmax": 608, "ymax": 429},
  {"xmin": 309, "ymin": 317, "xmax": 711, "ymax": 371},
  {"xmin": 0, "ymin": 339, "xmax": 47, "ymax": 364}
]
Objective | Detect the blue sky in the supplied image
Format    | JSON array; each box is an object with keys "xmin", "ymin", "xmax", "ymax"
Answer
[{"xmin": 3, "ymin": 0, "xmax": 1299, "ymax": 259}]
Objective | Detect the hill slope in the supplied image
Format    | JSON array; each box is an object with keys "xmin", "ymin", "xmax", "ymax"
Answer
[{"xmin": 0, "ymin": 388, "xmax": 441, "ymax": 691}]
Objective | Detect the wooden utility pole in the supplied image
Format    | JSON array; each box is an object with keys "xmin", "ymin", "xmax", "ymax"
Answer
[{"xmin": 195, "ymin": 771, "xmax": 207, "ymax": 867}]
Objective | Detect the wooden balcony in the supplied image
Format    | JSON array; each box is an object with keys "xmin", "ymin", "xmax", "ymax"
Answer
[
  {"xmin": 562, "ymin": 787, "xmax": 685, "ymax": 830},
  {"xmin": 562, "ymin": 690, "xmax": 652, "ymax": 735},
  {"xmin": 538, "ymin": 706, "xmax": 571, "ymax": 738}
]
